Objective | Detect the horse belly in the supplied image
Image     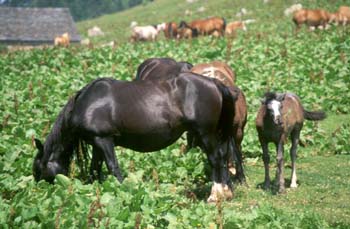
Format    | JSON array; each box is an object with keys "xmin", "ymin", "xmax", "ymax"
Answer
[{"xmin": 115, "ymin": 128, "xmax": 185, "ymax": 152}]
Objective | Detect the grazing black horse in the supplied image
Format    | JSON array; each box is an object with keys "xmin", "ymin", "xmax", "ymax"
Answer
[
  {"xmin": 33, "ymin": 74, "xmax": 237, "ymax": 202},
  {"xmin": 256, "ymin": 92, "xmax": 326, "ymax": 193},
  {"xmin": 135, "ymin": 57, "xmax": 193, "ymax": 81}
]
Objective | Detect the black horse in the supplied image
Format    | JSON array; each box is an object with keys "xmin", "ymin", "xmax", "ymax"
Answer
[
  {"xmin": 135, "ymin": 58, "xmax": 245, "ymax": 183},
  {"xmin": 34, "ymin": 74, "xmax": 237, "ymax": 202}
]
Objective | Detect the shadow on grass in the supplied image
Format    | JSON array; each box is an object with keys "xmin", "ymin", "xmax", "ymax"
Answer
[{"xmin": 256, "ymin": 178, "xmax": 300, "ymax": 195}]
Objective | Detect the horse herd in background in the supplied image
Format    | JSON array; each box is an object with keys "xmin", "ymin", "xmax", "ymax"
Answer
[
  {"xmin": 129, "ymin": 5, "xmax": 350, "ymax": 42},
  {"xmin": 52, "ymin": 5, "xmax": 350, "ymax": 46},
  {"xmin": 33, "ymin": 56, "xmax": 326, "ymax": 202},
  {"xmin": 130, "ymin": 16, "xmax": 253, "ymax": 42},
  {"xmin": 292, "ymin": 5, "xmax": 350, "ymax": 30}
]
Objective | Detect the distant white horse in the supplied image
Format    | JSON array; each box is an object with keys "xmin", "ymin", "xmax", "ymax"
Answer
[{"xmin": 130, "ymin": 23, "xmax": 166, "ymax": 42}]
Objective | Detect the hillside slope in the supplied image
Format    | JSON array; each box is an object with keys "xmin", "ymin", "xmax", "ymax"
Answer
[{"xmin": 77, "ymin": 0, "xmax": 341, "ymax": 44}]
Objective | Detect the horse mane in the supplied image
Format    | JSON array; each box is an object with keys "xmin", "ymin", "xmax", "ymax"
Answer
[
  {"xmin": 41, "ymin": 95, "xmax": 76, "ymax": 164},
  {"xmin": 41, "ymin": 78, "xmax": 109, "ymax": 164}
]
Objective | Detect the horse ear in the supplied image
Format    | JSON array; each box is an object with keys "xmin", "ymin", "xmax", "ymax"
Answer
[{"xmin": 34, "ymin": 138, "xmax": 44, "ymax": 153}]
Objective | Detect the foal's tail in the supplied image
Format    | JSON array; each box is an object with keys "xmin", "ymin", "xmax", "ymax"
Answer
[
  {"xmin": 212, "ymin": 79, "xmax": 236, "ymax": 140},
  {"xmin": 303, "ymin": 109, "xmax": 327, "ymax": 121}
]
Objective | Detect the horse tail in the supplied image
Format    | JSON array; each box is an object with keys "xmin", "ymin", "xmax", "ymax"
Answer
[
  {"xmin": 303, "ymin": 109, "xmax": 326, "ymax": 121},
  {"xmin": 222, "ymin": 17, "xmax": 227, "ymax": 32},
  {"xmin": 212, "ymin": 79, "xmax": 236, "ymax": 141}
]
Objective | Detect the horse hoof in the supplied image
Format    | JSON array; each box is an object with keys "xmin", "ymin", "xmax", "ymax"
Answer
[
  {"xmin": 207, "ymin": 183, "xmax": 233, "ymax": 203},
  {"xmin": 290, "ymin": 183, "xmax": 298, "ymax": 188},
  {"xmin": 263, "ymin": 182, "xmax": 270, "ymax": 190}
]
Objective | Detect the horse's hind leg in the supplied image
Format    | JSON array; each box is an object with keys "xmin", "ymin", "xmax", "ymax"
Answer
[
  {"xmin": 228, "ymin": 136, "xmax": 245, "ymax": 184},
  {"xmin": 290, "ymin": 129, "xmax": 301, "ymax": 188},
  {"xmin": 201, "ymin": 134, "xmax": 232, "ymax": 202},
  {"xmin": 93, "ymin": 136, "xmax": 124, "ymax": 183},
  {"xmin": 232, "ymin": 127, "xmax": 246, "ymax": 183}
]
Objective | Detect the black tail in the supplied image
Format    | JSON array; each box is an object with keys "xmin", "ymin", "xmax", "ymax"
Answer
[
  {"xmin": 303, "ymin": 109, "xmax": 326, "ymax": 121},
  {"xmin": 212, "ymin": 79, "xmax": 236, "ymax": 141},
  {"xmin": 213, "ymin": 80, "xmax": 246, "ymax": 182}
]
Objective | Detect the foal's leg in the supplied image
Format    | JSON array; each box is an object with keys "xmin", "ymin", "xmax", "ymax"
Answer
[
  {"xmin": 93, "ymin": 136, "xmax": 124, "ymax": 183},
  {"xmin": 276, "ymin": 140, "xmax": 285, "ymax": 193},
  {"xmin": 290, "ymin": 129, "xmax": 300, "ymax": 188},
  {"xmin": 259, "ymin": 137, "xmax": 270, "ymax": 190}
]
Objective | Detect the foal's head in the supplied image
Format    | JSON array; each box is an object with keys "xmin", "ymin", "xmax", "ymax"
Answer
[
  {"xmin": 33, "ymin": 138, "xmax": 71, "ymax": 183},
  {"xmin": 262, "ymin": 92, "xmax": 285, "ymax": 125}
]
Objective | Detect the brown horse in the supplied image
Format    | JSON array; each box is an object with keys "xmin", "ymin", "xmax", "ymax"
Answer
[
  {"xmin": 225, "ymin": 21, "xmax": 246, "ymax": 36},
  {"xmin": 191, "ymin": 61, "xmax": 247, "ymax": 183},
  {"xmin": 177, "ymin": 21, "xmax": 198, "ymax": 39},
  {"xmin": 256, "ymin": 92, "xmax": 326, "ymax": 193},
  {"xmin": 163, "ymin": 22, "xmax": 178, "ymax": 39},
  {"xmin": 179, "ymin": 17, "xmax": 226, "ymax": 37},
  {"xmin": 293, "ymin": 9, "xmax": 330, "ymax": 31},
  {"xmin": 330, "ymin": 6, "xmax": 350, "ymax": 25}
]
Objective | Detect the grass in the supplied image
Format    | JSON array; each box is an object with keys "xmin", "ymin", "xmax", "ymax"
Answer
[
  {"xmin": 233, "ymin": 155, "xmax": 350, "ymax": 227},
  {"xmin": 320, "ymin": 114, "xmax": 350, "ymax": 133}
]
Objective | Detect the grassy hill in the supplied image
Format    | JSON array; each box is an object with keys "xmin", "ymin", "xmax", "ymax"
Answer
[
  {"xmin": 77, "ymin": 0, "xmax": 342, "ymax": 44},
  {"xmin": 1, "ymin": 0, "xmax": 350, "ymax": 228}
]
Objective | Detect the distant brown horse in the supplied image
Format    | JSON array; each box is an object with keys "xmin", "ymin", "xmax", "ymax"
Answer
[
  {"xmin": 54, "ymin": 33, "xmax": 70, "ymax": 47},
  {"xmin": 179, "ymin": 17, "xmax": 226, "ymax": 37},
  {"xmin": 191, "ymin": 61, "xmax": 247, "ymax": 183},
  {"xmin": 163, "ymin": 22, "xmax": 178, "ymax": 39},
  {"xmin": 225, "ymin": 21, "xmax": 246, "ymax": 36},
  {"xmin": 330, "ymin": 6, "xmax": 350, "ymax": 25},
  {"xmin": 293, "ymin": 9, "xmax": 330, "ymax": 30},
  {"xmin": 256, "ymin": 92, "xmax": 326, "ymax": 193}
]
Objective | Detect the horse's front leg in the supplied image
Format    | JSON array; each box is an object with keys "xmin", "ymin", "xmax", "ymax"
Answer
[
  {"xmin": 93, "ymin": 136, "xmax": 124, "ymax": 183},
  {"xmin": 276, "ymin": 140, "xmax": 285, "ymax": 193},
  {"xmin": 259, "ymin": 137, "xmax": 270, "ymax": 190}
]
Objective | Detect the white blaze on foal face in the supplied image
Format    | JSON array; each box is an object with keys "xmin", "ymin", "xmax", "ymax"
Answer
[{"xmin": 267, "ymin": 100, "xmax": 282, "ymax": 124}]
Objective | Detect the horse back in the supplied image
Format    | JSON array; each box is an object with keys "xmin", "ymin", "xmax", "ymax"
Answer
[
  {"xmin": 281, "ymin": 94, "xmax": 304, "ymax": 129},
  {"xmin": 191, "ymin": 61, "xmax": 235, "ymax": 87}
]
